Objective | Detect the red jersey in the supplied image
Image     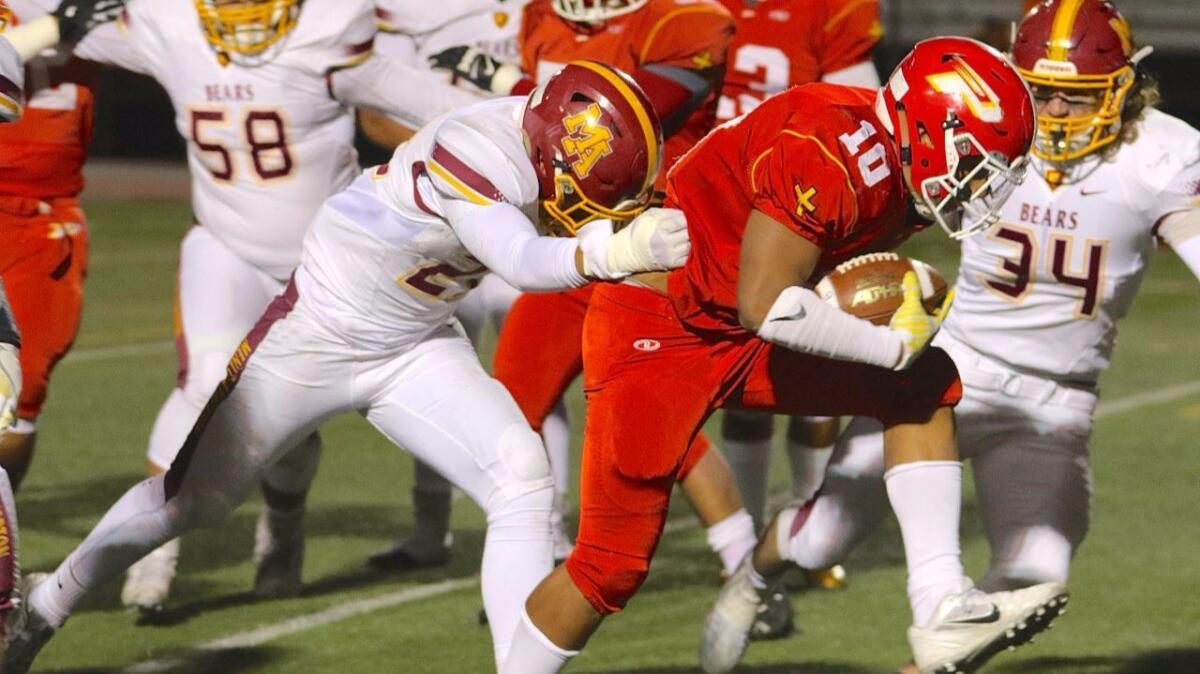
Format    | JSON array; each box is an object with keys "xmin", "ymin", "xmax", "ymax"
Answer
[
  {"xmin": 715, "ymin": 0, "xmax": 881, "ymax": 121},
  {"xmin": 667, "ymin": 84, "xmax": 915, "ymax": 336},
  {"xmin": 519, "ymin": 0, "xmax": 734, "ymax": 189},
  {"xmin": 0, "ymin": 19, "xmax": 97, "ymax": 199}
]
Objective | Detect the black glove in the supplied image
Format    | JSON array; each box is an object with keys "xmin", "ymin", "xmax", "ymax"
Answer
[
  {"xmin": 428, "ymin": 45, "xmax": 508, "ymax": 93},
  {"xmin": 54, "ymin": 0, "xmax": 126, "ymax": 45}
]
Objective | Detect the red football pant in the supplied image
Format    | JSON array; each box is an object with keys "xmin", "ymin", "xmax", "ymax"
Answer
[
  {"xmin": 493, "ymin": 285, "xmax": 710, "ymax": 478},
  {"xmin": 0, "ymin": 196, "xmax": 88, "ymax": 420},
  {"xmin": 567, "ymin": 282, "xmax": 961, "ymax": 614}
]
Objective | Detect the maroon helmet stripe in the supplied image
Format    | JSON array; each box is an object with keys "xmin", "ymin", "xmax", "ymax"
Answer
[
  {"xmin": 431, "ymin": 143, "xmax": 507, "ymax": 203},
  {"xmin": 164, "ymin": 279, "xmax": 300, "ymax": 500},
  {"xmin": 0, "ymin": 72, "xmax": 20, "ymax": 107}
]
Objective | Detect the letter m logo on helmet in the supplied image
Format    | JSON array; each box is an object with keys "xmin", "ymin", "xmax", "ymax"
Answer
[
  {"xmin": 561, "ymin": 103, "xmax": 615, "ymax": 179},
  {"xmin": 926, "ymin": 58, "xmax": 1004, "ymax": 124}
]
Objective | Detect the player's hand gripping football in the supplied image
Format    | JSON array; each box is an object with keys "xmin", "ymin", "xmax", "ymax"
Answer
[
  {"xmin": 578, "ymin": 207, "xmax": 690, "ymax": 280},
  {"xmin": 889, "ymin": 271, "xmax": 954, "ymax": 370},
  {"xmin": 0, "ymin": 343, "xmax": 20, "ymax": 435},
  {"xmin": 428, "ymin": 45, "xmax": 522, "ymax": 95},
  {"xmin": 54, "ymin": 0, "xmax": 125, "ymax": 44}
]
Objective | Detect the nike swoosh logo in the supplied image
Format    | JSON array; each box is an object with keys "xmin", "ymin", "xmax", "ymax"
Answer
[
  {"xmin": 769, "ymin": 307, "xmax": 806, "ymax": 322},
  {"xmin": 945, "ymin": 606, "xmax": 1000, "ymax": 625}
]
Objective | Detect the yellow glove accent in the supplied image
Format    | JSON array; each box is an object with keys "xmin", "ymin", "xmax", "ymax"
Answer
[{"xmin": 888, "ymin": 272, "xmax": 954, "ymax": 370}]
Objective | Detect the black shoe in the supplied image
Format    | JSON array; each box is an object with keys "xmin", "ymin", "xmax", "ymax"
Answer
[{"xmin": 749, "ymin": 583, "xmax": 795, "ymax": 641}]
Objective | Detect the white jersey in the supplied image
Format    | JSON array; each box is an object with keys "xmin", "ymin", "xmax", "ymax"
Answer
[
  {"xmin": 296, "ymin": 97, "xmax": 539, "ymax": 351},
  {"xmin": 75, "ymin": 0, "xmax": 377, "ymax": 279},
  {"xmin": 946, "ymin": 109, "xmax": 1200, "ymax": 386},
  {"xmin": 375, "ymin": 0, "xmax": 525, "ymax": 64}
]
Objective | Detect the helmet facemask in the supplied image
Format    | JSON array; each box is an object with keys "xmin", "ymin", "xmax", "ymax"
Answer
[
  {"xmin": 543, "ymin": 156, "xmax": 648, "ymax": 236},
  {"xmin": 1022, "ymin": 63, "xmax": 1136, "ymax": 163},
  {"xmin": 552, "ymin": 0, "xmax": 648, "ymax": 24},
  {"xmin": 194, "ymin": 0, "xmax": 302, "ymax": 66}
]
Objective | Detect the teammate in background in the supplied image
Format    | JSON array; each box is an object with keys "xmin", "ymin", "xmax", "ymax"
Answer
[
  {"xmin": 50, "ymin": 0, "xmax": 480, "ymax": 616},
  {"xmin": 507, "ymin": 38, "xmax": 1068, "ymax": 674},
  {"xmin": 0, "ymin": 0, "xmax": 106, "ymax": 493},
  {"xmin": 360, "ymin": 0, "xmax": 532, "ymax": 573},
  {"xmin": 747, "ymin": 1, "xmax": 1200, "ymax": 666},
  {"xmin": 3, "ymin": 60, "xmax": 688, "ymax": 674},
  {"xmin": 430, "ymin": 0, "xmax": 763, "ymax": 592},
  {"xmin": 710, "ymin": 1, "xmax": 883, "ymax": 609}
]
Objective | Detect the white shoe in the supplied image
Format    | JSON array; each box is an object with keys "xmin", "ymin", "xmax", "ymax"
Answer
[
  {"xmin": 699, "ymin": 558, "xmax": 762, "ymax": 673},
  {"xmin": 4, "ymin": 572, "xmax": 55, "ymax": 674},
  {"xmin": 121, "ymin": 538, "xmax": 180, "ymax": 613},
  {"xmin": 909, "ymin": 581, "xmax": 1069, "ymax": 674},
  {"xmin": 253, "ymin": 507, "xmax": 304, "ymax": 599}
]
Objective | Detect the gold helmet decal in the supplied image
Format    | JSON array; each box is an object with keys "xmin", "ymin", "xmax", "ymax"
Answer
[
  {"xmin": 194, "ymin": 0, "xmax": 302, "ymax": 64},
  {"xmin": 561, "ymin": 103, "xmax": 615, "ymax": 179}
]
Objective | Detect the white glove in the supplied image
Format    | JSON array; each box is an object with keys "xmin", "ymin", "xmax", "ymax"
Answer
[
  {"xmin": 888, "ymin": 272, "xmax": 954, "ymax": 370},
  {"xmin": 0, "ymin": 343, "xmax": 20, "ymax": 434},
  {"xmin": 578, "ymin": 208, "xmax": 690, "ymax": 280}
]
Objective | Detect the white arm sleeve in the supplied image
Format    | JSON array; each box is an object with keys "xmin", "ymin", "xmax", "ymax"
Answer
[
  {"xmin": 1158, "ymin": 208, "xmax": 1200, "ymax": 280},
  {"xmin": 442, "ymin": 199, "xmax": 586, "ymax": 292},
  {"xmin": 821, "ymin": 60, "xmax": 880, "ymax": 88},
  {"xmin": 757, "ymin": 285, "xmax": 903, "ymax": 369},
  {"xmin": 1, "ymin": 14, "xmax": 56, "ymax": 60},
  {"xmin": 330, "ymin": 54, "xmax": 486, "ymax": 130},
  {"xmin": 73, "ymin": 18, "xmax": 152, "ymax": 74}
]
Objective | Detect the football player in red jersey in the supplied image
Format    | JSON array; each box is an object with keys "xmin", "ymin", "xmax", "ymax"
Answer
[
  {"xmin": 427, "ymin": 0, "xmax": 764, "ymax": 588},
  {"xmin": 711, "ymin": 0, "xmax": 884, "ymax": 603},
  {"xmin": 504, "ymin": 38, "xmax": 1068, "ymax": 674}
]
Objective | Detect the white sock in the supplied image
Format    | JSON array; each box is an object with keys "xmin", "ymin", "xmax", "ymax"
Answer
[
  {"xmin": 787, "ymin": 441, "xmax": 834, "ymax": 503},
  {"xmin": 502, "ymin": 608, "xmax": 579, "ymax": 674},
  {"xmin": 34, "ymin": 476, "xmax": 182, "ymax": 628},
  {"xmin": 482, "ymin": 486, "xmax": 554, "ymax": 668},
  {"xmin": 884, "ymin": 461, "xmax": 967, "ymax": 627},
  {"xmin": 722, "ymin": 411, "xmax": 774, "ymax": 528},
  {"xmin": 705, "ymin": 509, "xmax": 757, "ymax": 576}
]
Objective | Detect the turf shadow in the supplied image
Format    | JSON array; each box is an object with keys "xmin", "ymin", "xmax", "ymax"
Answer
[
  {"xmin": 45, "ymin": 645, "xmax": 278, "ymax": 673},
  {"xmin": 991, "ymin": 648, "xmax": 1200, "ymax": 674},
  {"xmin": 601, "ymin": 663, "xmax": 875, "ymax": 673}
]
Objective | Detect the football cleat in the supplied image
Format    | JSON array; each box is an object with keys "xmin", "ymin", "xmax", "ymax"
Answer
[
  {"xmin": 908, "ymin": 581, "xmax": 1068, "ymax": 674},
  {"xmin": 121, "ymin": 538, "xmax": 180, "ymax": 615},
  {"xmin": 699, "ymin": 559, "xmax": 762, "ymax": 673},
  {"xmin": 366, "ymin": 532, "xmax": 452, "ymax": 572},
  {"xmin": 804, "ymin": 564, "xmax": 848, "ymax": 591},
  {"xmin": 252, "ymin": 507, "xmax": 305, "ymax": 599},
  {"xmin": 748, "ymin": 582, "xmax": 794, "ymax": 641},
  {"xmin": 3, "ymin": 573, "xmax": 55, "ymax": 674}
]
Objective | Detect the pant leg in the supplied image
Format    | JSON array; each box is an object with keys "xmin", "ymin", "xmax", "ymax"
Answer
[
  {"xmin": 34, "ymin": 287, "xmax": 353, "ymax": 625},
  {"xmin": 360, "ymin": 327, "xmax": 554, "ymax": 669}
]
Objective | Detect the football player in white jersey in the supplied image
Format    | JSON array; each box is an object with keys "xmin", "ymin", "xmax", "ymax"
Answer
[
  {"xmin": 52, "ymin": 0, "xmax": 484, "ymax": 614},
  {"xmin": 361, "ymin": 0, "xmax": 541, "ymax": 573},
  {"xmin": 3, "ymin": 60, "xmax": 689, "ymax": 673},
  {"xmin": 721, "ymin": 1, "xmax": 1200, "ymax": 666}
]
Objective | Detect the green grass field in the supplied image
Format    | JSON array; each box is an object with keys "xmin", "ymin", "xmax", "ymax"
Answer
[{"xmin": 16, "ymin": 198, "xmax": 1200, "ymax": 673}]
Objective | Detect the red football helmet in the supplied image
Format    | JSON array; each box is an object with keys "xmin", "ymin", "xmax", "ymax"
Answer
[
  {"xmin": 1013, "ymin": 0, "xmax": 1147, "ymax": 163},
  {"xmin": 522, "ymin": 60, "xmax": 663, "ymax": 235},
  {"xmin": 876, "ymin": 37, "xmax": 1036, "ymax": 239},
  {"xmin": 552, "ymin": 0, "xmax": 648, "ymax": 23}
]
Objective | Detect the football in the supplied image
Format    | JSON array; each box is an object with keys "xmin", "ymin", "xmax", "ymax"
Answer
[{"xmin": 815, "ymin": 253, "xmax": 948, "ymax": 325}]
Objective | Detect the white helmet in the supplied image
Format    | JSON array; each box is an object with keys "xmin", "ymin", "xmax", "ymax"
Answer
[{"xmin": 552, "ymin": 0, "xmax": 648, "ymax": 23}]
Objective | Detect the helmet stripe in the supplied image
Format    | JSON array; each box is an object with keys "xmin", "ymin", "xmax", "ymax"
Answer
[
  {"xmin": 1048, "ymin": 0, "xmax": 1086, "ymax": 61},
  {"xmin": 571, "ymin": 60, "xmax": 659, "ymax": 194}
]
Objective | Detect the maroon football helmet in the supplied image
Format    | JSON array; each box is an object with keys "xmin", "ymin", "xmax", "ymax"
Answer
[
  {"xmin": 522, "ymin": 60, "xmax": 663, "ymax": 235},
  {"xmin": 876, "ymin": 37, "xmax": 1036, "ymax": 238},
  {"xmin": 1013, "ymin": 0, "xmax": 1146, "ymax": 163}
]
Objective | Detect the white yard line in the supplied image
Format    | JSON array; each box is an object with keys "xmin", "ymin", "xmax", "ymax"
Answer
[
  {"xmin": 122, "ymin": 578, "xmax": 477, "ymax": 673},
  {"xmin": 62, "ymin": 341, "xmax": 174, "ymax": 365},
  {"xmin": 103, "ymin": 376, "xmax": 1200, "ymax": 672}
]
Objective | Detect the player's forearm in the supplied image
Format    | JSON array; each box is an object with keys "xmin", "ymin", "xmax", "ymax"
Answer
[
  {"xmin": 756, "ymin": 286, "xmax": 903, "ymax": 369},
  {"xmin": 444, "ymin": 200, "xmax": 587, "ymax": 291},
  {"xmin": 2, "ymin": 15, "xmax": 57, "ymax": 61},
  {"xmin": 330, "ymin": 55, "xmax": 485, "ymax": 130},
  {"xmin": 1159, "ymin": 208, "xmax": 1200, "ymax": 280}
]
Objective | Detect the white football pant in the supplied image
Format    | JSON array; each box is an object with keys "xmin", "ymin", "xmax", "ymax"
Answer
[
  {"xmin": 35, "ymin": 288, "xmax": 554, "ymax": 669},
  {"xmin": 783, "ymin": 331, "xmax": 1096, "ymax": 591}
]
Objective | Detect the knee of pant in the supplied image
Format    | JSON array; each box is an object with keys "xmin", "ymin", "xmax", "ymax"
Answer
[
  {"xmin": 182, "ymin": 350, "xmax": 236, "ymax": 408},
  {"xmin": 265, "ymin": 432, "xmax": 322, "ymax": 494},
  {"xmin": 828, "ymin": 442, "xmax": 886, "ymax": 482},
  {"xmin": 565, "ymin": 542, "xmax": 650, "ymax": 615},
  {"xmin": 987, "ymin": 525, "xmax": 1075, "ymax": 589},
  {"xmin": 722, "ymin": 409, "xmax": 773, "ymax": 443},
  {"xmin": 491, "ymin": 424, "xmax": 553, "ymax": 505},
  {"xmin": 488, "ymin": 481, "xmax": 554, "ymax": 532},
  {"xmin": 168, "ymin": 488, "xmax": 235, "ymax": 530}
]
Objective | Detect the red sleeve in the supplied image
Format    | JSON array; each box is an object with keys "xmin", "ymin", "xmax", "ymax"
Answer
[
  {"xmin": 750, "ymin": 131, "xmax": 859, "ymax": 248},
  {"xmin": 517, "ymin": 3, "xmax": 544, "ymax": 79},
  {"xmin": 638, "ymin": 1, "xmax": 735, "ymax": 70},
  {"xmin": 818, "ymin": 0, "xmax": 883, "ymax": 75}
]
